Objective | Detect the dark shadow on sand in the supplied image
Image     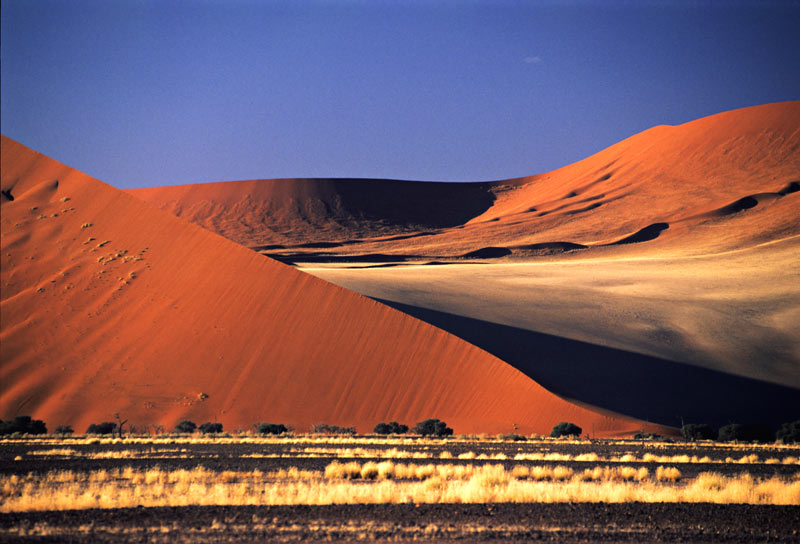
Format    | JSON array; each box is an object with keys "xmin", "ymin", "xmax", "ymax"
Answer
[
  {"xmin": 608, "ymin": 223, "xmax": 669, "ymax": 245},
  {"xmin": 269, "ymin": 253, "xmax": 420, "ymax": 264},
  {"xmin": 461, "ymin": 247, "xmax": 513, "ymax": 259},
  {"xmin": 375, "ymin": 298, "xmax": 799, "ymax": 429}
]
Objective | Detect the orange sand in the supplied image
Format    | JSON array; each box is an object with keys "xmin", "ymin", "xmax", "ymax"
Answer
[{"xmin": 0, "ymin": 136, "xmax": 656, "ymax": 437}]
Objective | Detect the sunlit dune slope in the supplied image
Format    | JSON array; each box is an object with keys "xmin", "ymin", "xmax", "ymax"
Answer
[
  {"xmin": 462, "ymin": 100, "xmax": 800, "ymax": 257},
  {"xmin": 131, "ymin": 102, "xmax": 800, "ymax": 259},
  {"xmin": 0, "ymin": 136, "xmax": 658, "ymax": 436}
]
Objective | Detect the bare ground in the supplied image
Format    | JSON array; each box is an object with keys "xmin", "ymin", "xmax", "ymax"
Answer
[{"xmin": 3, "ymin": 502, "xmax": 799, "ymax": 543}]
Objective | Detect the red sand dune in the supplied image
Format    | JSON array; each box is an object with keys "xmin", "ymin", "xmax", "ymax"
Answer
[
  {"xmin": 132, "ymin": 101, "xmax": 800, "ymax": 259},
  {"xmin": 127, "ymin": 102, "xmax": 799, "ymax": 429},
  {"xmin": 0, "ymin": 136, "xmax": 659, "ymax": 436}
]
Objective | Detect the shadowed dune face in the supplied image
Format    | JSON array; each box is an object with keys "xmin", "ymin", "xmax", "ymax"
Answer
[
  {"xmin": 131, "ymin": 178, "xmax": 496, "ymax": 249},
  {"xmin": 461, "ymin": 247, "xmax": 513, "ymax": 259},
  {"xmin": 373, "ymin": 299, "xmax": 800, "ymax": 429},
  {"xmin": 128, "ymin": 102, "xmax": 800, "ymax": 426},
  {"xmin": 1, "ymin": 136, "xmax": 658, "ymax": 437},
  {"xmin": 608, "ymin": 223, "xmax": 669, "ymax": 246}
]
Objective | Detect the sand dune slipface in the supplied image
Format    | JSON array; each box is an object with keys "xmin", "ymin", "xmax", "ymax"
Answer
[{"xmin": 0, "ymin": 136, "xmax": 655, "ymax": 436}]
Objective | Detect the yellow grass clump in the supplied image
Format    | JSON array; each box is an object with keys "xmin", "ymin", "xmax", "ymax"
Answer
[
  {"xmin": 576, "ymin": 466, "xmax": 650, "ymax": 482},
  {"xmin": 655, "ymin": 466, "xmax": 682, "ymax": 482}
]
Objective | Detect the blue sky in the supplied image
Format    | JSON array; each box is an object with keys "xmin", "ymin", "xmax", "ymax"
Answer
[{"xmin": 2, "ymin": 0, "xmax": 799, "ymax": 189}]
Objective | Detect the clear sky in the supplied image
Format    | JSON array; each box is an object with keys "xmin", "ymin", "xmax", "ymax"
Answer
[{"xmin": 2, "ymin": 0, "xmax": 799, "ymax": 189}]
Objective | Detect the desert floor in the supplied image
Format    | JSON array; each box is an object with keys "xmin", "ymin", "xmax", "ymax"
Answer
[{"xmin": 2, "ymin": 435, "xmax": 799, "ymax": 542}]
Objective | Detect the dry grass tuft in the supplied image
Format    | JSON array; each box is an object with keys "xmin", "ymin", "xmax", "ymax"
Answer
[
  {"xmin": 655, "ymin": 466, "xmax": 682, "ymax": 482},
  {"xmin": 575, "ymin": 466, "xmax": 650, "ymax": 482}
]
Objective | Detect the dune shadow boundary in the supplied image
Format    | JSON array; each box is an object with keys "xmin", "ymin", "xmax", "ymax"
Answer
[{"xmin": 374, "ymin": 299, "xmax": 799, "ymax": 430}]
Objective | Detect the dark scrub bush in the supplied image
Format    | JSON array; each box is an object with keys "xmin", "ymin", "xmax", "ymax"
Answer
[
  {"xmin": 413, "ymin": 418, "xmax": 453, "ymax": 437},
  {"xmin": 550, "ymin": 422, "xmax": 582, "ymax": 438}
]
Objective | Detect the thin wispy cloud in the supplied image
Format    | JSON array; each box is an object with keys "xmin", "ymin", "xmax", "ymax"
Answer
[{"xmin": 524, "ymin": 56, "xmax": 542, "ymax": 64}]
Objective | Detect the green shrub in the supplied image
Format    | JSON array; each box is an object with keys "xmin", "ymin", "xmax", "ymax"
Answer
[
  {"xmin": 776, "ymin": 420, "xmax": 800, "ymax": 443},
  {"xmin": 718, "ymin": 423, "xmax": 773, "ymax": 443},
  {"xmin": 374, "ymin": 421, "xmax": 409, "ymax": 435},
  {"xmin": 0, "ymin": 416, "xmax": 47, "ymax": 435},
  {"xmin": 86, "ymin": 422, "xmax": 116, "ymax": 435},
  {"xmin": 258, "ymin": 423, "xmax": 288, "ymax": 435},
  {"xmin": 681, "ymin": 423, "xmax": 714, "ymax": 441},
  {"xmin": 55, "ymin": 425, "xmax": 74, "ymax": 435},
  {"xmin": 413, "ymin": 418, "xmax": 453, "ymax": 437},
  {"xmin": 198, "ymin": 422, "xmax": 223, "ymax": 434},
  {"xmin": 550, "ymin": 422, "xmax": 582, "ymax": 438},
  {"xmin": 174, "ymin": 420, "xmax": 197, "ymax": 434}
]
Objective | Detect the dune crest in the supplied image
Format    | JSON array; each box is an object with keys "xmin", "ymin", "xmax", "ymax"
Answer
[{"xmin": 0, "ymin": 136, "xmax": 658, "ymax": 436}]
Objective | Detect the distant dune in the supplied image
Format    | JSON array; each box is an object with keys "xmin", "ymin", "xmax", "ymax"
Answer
[
  {"xmin": 0, "ymin": 136, "xmax": 659, "ymax": 437},
  {"xmin": 132, "ymin": 102, "xmax": 800, "ymax": 259},
  {"xmin": 130, "ymin": 102, "xmax": 800, "ymax": 429}
]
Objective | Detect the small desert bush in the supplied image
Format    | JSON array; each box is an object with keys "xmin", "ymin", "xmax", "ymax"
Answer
[
  {"xmin": 550, "ymin": 422, "xmax": 582, "ymax": 438},
  {"xmin": 0, "ymin": 416, "xmax": 47, "ymax": 436},
  {"xmin": 718, "ymin": 423, "xmax": 774, "ymax": 443},
  {"xmin": 373, "ymin": 421, "xmax": 409, "ymax": 435},
  {"xmin": 86, "ymin": 422, "xmax": 116, "ymax": 435},
  {"xmin": 174, "ymin": 421, "xmax": 197, "ymax": 434},
  {"xmin": 258, "ymin": 423, "xmax": 288, "ymax": 435},
  {"xmin": 413, "ymin": 419, "xmax": 453, "ymax": 437},
  {"xmin": 776, "ymin": 420, "xmax": 800, "ymax": 444},
  {"xmin": 681, "ymin": 423, "xmax": 714, "ymax": 441},
  {"xmin": 199, "ymin": 422, "xmax": 223, "ymax": 434}
]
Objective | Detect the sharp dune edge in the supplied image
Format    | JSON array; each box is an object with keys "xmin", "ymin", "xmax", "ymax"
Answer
[
  {"xmin": 129, "ymin": 102, "xmax": 800, "ymax": 428},
  {"xmin": 0, "ymin": 136, "xmax": 657, "ymax": 436}
]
